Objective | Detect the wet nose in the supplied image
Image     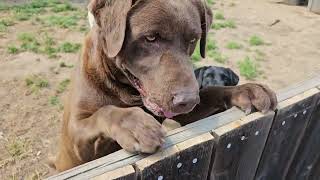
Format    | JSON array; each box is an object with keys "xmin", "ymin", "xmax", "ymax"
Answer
[{"xmin": 172, "ymin": 91, "xmax": 200, "ymax": 114}]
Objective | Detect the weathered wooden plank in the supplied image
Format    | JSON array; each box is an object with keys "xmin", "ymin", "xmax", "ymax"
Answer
[
  {"xmin": 135, "ymin": 133, "xmax": 214, "ymax": 180},
  {"xmin": 255, "ymin": 88, "xmax": 320, "ymax": 180},
  {"xmin": 93, "ymin": 165, "xmax": 136, "ymax": 180},
  {"xmin": 209, "ymin": 112, "xmax": 275, "ymax": 180},
  {"xmin": 47, "ymin": 108, "xmax": 244, "ymax": 179},
  {"xmin": 47, "ymin": 150, "xmax": 143, "ymax": 180},
  {"xmin": 277, "ymin": 73, "xmax": 320, "ymax": 102},
  {"xmin": 286, "ymin": 92, "xmax": 320, "ymax": 180}
]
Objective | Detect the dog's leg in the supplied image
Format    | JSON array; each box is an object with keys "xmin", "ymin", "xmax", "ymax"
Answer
[
  {"xmin": 56, "ymin": 106, "xmax": 165, "ymax": 171},
  {"xmin": 174, "ymin": 83, "xmax": 277, "ymax": 126}
]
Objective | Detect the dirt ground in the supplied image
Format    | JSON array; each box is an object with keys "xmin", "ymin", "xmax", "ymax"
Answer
[{"xmin": 0, "ymin": 0, "xmax": 319, "ymax": 179}]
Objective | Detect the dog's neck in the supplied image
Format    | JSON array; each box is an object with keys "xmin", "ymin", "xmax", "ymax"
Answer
[{"xmin": 82, "ymin": 27, "xmax": 142, "ymax": 106}]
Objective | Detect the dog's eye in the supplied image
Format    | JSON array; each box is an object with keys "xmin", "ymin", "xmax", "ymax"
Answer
[
  {"xmin": 145, "ymin": 35, "xmax": 158, "ymax": 42},
  {"xmin": 190, "ymin": 38, "xmax": 197, "ymax": 44}
]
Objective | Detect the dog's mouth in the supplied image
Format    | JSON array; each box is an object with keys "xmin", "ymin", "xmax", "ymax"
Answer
[{"xmin": 122, "ymin": 66, "xmax": 179, "ymax": 118}]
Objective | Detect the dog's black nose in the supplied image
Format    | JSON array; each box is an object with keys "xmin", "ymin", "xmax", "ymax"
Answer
[{"xmin": 172, "ymin": 91, "xmax": 200, "ymax": 114}]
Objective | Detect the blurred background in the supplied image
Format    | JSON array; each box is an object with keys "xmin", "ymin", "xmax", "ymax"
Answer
[{"xmin": 0, "ymin": 0, "xmax": 319, "ymax": 179}]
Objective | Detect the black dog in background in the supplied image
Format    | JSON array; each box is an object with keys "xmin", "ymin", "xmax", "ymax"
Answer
[
  {"xmin": 162, "ymin": 66, "xmax": 240, "ymax": 130},
  {"xmin": 194, "ymin": 66, "xmax": 239, "ymax": 89}
]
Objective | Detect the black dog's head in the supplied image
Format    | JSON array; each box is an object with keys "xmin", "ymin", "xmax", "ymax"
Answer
[{"xmin": 195, "ymin": 66, "xmax": 239, "ymax": 88}]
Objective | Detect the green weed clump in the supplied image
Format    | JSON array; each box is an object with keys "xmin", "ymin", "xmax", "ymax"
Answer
[
  {"xmin": 249, "ymin": 35, "xmax": 264, "ymax": 46},
  {"xmin": 215, "ymin": 12, "xmax": 225, "ymax": 20},
  {"xmin": 9, "ymin": 33, "xmax": 81, "ymax": 57},
  {"xmin": 238, "ymin": 56, "xmax": 259, "ymax": 80},
  {"xmin": 49, "ymin": 96, "xmax": 63, "ymax": 110},
  {"xmin": 207, "ymin": 0, "xmax": 215, "ymax": 5},
  {"xmin": 57, "ymin": 79, "xmax": 71, "ymax": 93},
  {"xmin": 212, "ymin": 20, "xmax": 236, "ymax": 30},
  {"xmin": 192, "ymin": 43, "xmax": 202, "ymax": 62},
  {"xmin": 18, "ymin": 33, "xmax": 41, "ymax": 53},
  {"xmin": 0, "ymin": 19, "xmax": 15, "ymax": 32},
  {"xmin": 6, "ymin": 138, "xmax": 29, "ymax": 158},
  {"xmin": 207, "ymin": 50, "xmax": 227, "ymax": 64},
  {"xmin": 41, "ymin": 15, "xmax": 79, "ymax": 29},
  {"xmin": 7, "ymin": 45, "xmax": 19, "ymax": 54},
  {"xmin": 226, "ymin": 41, "xmax": 242, "ymax": 49},
  {"xmin": 59, "ymin": 42, "xmax": 81, "ymax": 53},
  {"xmin": 25, "ymin": 75, "xmax": 49, "ymax": 93}
]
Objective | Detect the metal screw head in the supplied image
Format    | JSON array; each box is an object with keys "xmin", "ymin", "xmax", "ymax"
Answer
[
  {"xmin": 282, "ymin": 121, "xmax": 286, "ymax": 126},
  {"xmin": 158, "ymin": 176, "xmax": 163, "ymax": 180},
  {"xmin": 227, "ymin": 143, "xmax": 232, "ymax": 149},
  {"xmin": 192, "ymin": 158, "xmax": 198, "ymax": 164},
  {"xmin": 177, "ymin": 162, "xmax": 182, "ymax": 168},
  {"xmin": 255, "ymin": 131, "xmax": 259, "ymax": 136}
]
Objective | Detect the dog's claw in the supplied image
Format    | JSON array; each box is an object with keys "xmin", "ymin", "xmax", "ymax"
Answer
[{"xmin": 245, "ymin": 108, "xmax": 252, "ymax": 115}]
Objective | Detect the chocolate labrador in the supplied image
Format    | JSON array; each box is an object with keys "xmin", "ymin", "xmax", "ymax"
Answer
[{"xmin": 53, "ymin": 0, "xmax": 277, "ymax": 172}]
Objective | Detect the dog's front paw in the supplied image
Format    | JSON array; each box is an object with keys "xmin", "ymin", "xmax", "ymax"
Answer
[
  {"xmin": 230, "ymin": 83, "xmax": 277, "ymax": 114},
  {"xmin": 110, "ymin": 107, "xmax": 166, "ymax": 154}
]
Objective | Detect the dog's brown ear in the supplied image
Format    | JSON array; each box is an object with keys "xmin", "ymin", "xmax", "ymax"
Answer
[
  {"xmin": 88, "ymin": 0, "xmax": 133, "ymax": 58},
  {"xmin": 192, "ymin": 0, "xmax": 213, "ymax": 58}
]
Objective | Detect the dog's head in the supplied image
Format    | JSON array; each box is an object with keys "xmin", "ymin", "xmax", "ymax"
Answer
[
  {"xmin": 88, "ymin": 0, "xmax": 212, "ymax": 118},
  {"xmin": 195, "ymin": 66, "xmax": 240, "ymax": 88}
]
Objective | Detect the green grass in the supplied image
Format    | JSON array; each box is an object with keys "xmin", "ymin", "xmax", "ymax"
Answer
[
  {"xmin": 226, "ymin": 41, "xmax": 242, "ymax": 49},
  {"xmin": 0, "ymin": 3, "xmax": 10, "ymax": 11},
  {"xmin": 25, "ymin": 75, "xmax": 49, "ymax": 93},
  {"xmin": 7, "ymin": 45, "xmax": 19, "ymax": 54},
  {"xmin": 49, "ymin": 96, "xmax": 63, "ymax": 110},
  {"xmin": 41, "ymin": 15, "xmax": 79, "ymax": 28},
  {"xmin": 208, "ymin": 50, "xmax": 228, "ymax": 64},
  {"xmin": 191, "ymin": 39, "xmax": 217, "ymax": 62},
  {"xmin": 212, "ymin": 20, "xmax": 236, "ymax": 30},
  {"xmin": 9, "ymin": 33, "xmax": 81, "ymax": 57},
  {"xmin": 207, "ymin": 39, "xmax": 218, "ymax": 51},
  {"xmin": 42, "ymin": 34, "xmax": 59, "ymax": 58},
  {"xmin": 249, "ymin": 35, "xmax": 264, "ymax": 46},
  {"xmin": 18, "ymin": 33, "xmax": 41, "ymax": 53},
  {"xmin": 57, "ymin": 79, "xmax": 71, "ymax": 93},
  {"xmin": 191, "ymin": 43, "xmax": 202, "ymax": 62},
  {"xmin": 207, "ymin": 0, "xmax": 215, "ymax": 5},
  {"xmin": 0, "ymin": 19, "xmax": 15, "ymax": 32},
  {"xmin": 6, "ymin": 138, "xmax": 29, "ymax": 158},
  {"xmin": 79, "ymin": 25, "xmax": 90, "ymax": 33},
  {"xmin": 49, "ymin": 96, "xmax": 60, "ymax": 106},
  {"xmin": 6, "ymin": 0, "xmax": 76, "ymax": 21},
  {"xmin": 59, "ymin": 42, "xmax": 81, "ymax": 53},
  {"xmin": 51, "ymin": 3, "xmax": 76, "ymax": 12},
  {"xmin": 238, "ymin": 56, "xmax": 259, "ymax": 80},
  {"xmin": 205, "ymin": 38, "xmax": 227, "ymax": 63},
  {"xmin": 215, "ymin": 12, "xmax": 225, "ymax": 20}
]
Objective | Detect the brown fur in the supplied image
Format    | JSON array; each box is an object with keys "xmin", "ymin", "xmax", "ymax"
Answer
[{"xmin": 53, "ymin": 0, "xmax": 277, "ymax": 172}]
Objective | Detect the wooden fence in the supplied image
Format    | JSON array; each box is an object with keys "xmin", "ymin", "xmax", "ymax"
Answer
[{"xmin": 48, "ymin": 74, "xmax": 320, "ymax": 180}]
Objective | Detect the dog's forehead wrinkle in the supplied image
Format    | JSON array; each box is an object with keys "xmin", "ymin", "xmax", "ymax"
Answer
[{"xmin": 129, "ymin": 0, "xmax": 200, "ymax": 38}]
